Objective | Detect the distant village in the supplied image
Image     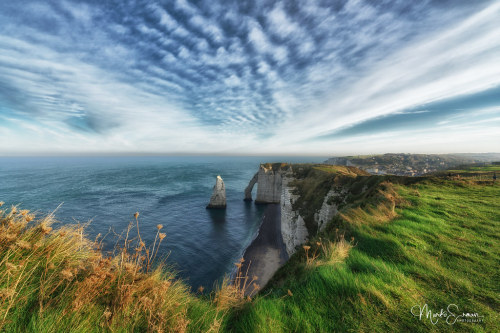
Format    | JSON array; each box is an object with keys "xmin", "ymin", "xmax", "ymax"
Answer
[{"xmin": 325, "ymin": 153, "xmax": 500, "ymax": 176}]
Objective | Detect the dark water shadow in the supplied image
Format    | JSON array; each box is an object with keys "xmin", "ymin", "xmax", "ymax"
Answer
[{"xmin": 207, "ymin": 208, "xmax": 227, "ymax": 225}]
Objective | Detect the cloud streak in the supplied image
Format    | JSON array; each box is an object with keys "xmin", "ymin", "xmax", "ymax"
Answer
[{"xmin": 0, "ymin": 0, "xmax": 498, "ymax": 154}]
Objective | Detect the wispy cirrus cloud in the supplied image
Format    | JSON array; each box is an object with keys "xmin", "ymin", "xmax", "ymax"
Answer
[{"xmin": 0, "ymin": 0, "xmax": 498, "ymax": 154}]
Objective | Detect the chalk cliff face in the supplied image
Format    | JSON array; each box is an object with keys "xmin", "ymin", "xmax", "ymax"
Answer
[
  {"xmin": 314, "ymin": 188, "xmax": 346, "ymax": 232},
  {"xmin": 244, "ymin": 164, "xmax": 361, "ymax": 256},
  {"xmin": 280, "ymin": 171, "xmax": 309, "ymax": 256},
  {"xmin": 255, "ymin": 165, "xmax": 282, "ymax": 203},
  {"xmin": 206, "ymin": 175, "xmax": 226, "ymax": 209}
]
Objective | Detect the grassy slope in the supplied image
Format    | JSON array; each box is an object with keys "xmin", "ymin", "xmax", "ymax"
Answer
[{"xmin": 227, "ymin": 167, "xmax": 500, "ymax": 332}]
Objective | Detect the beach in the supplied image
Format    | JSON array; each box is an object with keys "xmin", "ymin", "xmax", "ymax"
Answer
[{"xmin": 240, "ymin": 203, "xmax": 288, "ymax": 296}]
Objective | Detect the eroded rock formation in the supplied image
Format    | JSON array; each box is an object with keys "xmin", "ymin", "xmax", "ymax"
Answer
[
  {"xmin": 244, "ymin": 172, "xmax": 258, "ymax": 201},
  {"xmin": 255, "ymin": 164, "xmax": 284, "ymax": 203},
  {"xmin": 206, "ymin": 175, "xmax": 226, "ymax": 209}
]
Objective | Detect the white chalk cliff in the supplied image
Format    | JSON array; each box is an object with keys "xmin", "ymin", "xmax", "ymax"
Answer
[
  {"xmin": 255, "ymin": 165, "xmax": 282, "ymax": 203},
  {"xmin": 245, "ymin": 164, "xmax": 349, "ymax": 256},
  {"xmin": 280, "ymin": 171, "xmax": 309, "ymax": 256},
  {"xmin": 207, "ymin": 175, "xmax": 226, "ymax": 209}
]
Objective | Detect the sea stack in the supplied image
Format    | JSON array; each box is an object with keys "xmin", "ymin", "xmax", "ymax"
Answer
[{"xmin": 206, "ymin": 175, "xmax": 227, "ymax": 209}]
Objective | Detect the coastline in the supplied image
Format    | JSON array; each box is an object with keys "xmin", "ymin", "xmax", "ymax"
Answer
[{"xmin": 239, "ymin": 203, "xmax": 288, "ymax": 296}]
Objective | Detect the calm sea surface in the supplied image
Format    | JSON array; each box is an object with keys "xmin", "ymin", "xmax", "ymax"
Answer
[{"xmin": 0, "ymin": 156, "xmax": 323, "ymax": 290}]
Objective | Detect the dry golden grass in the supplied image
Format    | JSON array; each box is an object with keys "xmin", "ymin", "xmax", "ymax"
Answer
[
  {"xmin": 0, "ymin": 204, "xmax": 262, "ymax": 332},
  {"xmin": 0, "ymin": 205, "xmax": 221, "ymax": 332}
]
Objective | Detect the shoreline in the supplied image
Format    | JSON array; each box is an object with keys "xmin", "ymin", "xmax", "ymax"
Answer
[{"xmin": 238, "ymin": 203, "xmax": 288, "ymax": 296}]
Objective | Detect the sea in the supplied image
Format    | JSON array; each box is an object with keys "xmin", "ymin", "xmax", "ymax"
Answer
[{"xmin": 0, "ymin": 156, "xmax": 324, "ymax": 290}]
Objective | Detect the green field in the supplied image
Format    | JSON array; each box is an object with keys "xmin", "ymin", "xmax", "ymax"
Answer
[{"xmin": 1, "ymin": 166, "xmax": 499, "ymax": 332}]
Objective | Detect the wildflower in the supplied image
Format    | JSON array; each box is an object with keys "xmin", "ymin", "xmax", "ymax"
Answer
[
  {"xmin": 156, "ymin": 224, "xmax": 163, "ymax": 230},
  {"xmin": 134, "ymin": 212, "xmax": 139, "ymax": 219},
  {"xmin": 287, "ymin": 289, "xmax": 293, "ymax": 297},
  {"xmin": 25, "ymin": 214, "xmax": 35, "ymax": 222},
  {"xmin": 239, "ymin": 257, "xmax": 245, "ymax": 263},
  {"xmin": 252, "ymin": 275, "xmax": 258, "ymax": 281},
  {"xmin": 198, "ymin": 286, "xmax": 204, "ymax": 293},
  {"xmin": 351, "ymin": 236, "xmax": 355, "ymax": 242},
  {"xmin": 234, "ymin": 263, "xmax": 242, "ymax": 269},
  {"xmin": 316, "ymin": 242, "xmax": 321, "ymax": 246},
  {"xmin": 303, "ymin": 245, "xmax": 311, "ymax": 251},
  {"xmin": 253, "ymin": 283, "xmax": 260, "ymax": 290},
  {"xmin": 20, "ymin": 210, "xmax": 29, "ymax": 216},
  {"xmin": 159, "ymin": 233, "xmax": 166, "ymax": 240}
]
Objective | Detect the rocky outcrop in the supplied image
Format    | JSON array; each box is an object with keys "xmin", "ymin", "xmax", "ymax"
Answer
[
  {"xmin": 314, "ymin": 188, "xmax": 346, "ymax": 231},
  {"xmin": 206, "ymin": 175, "xmax": 226, "ymax": 209},
  {"xmin": 243, "ymin": 163, "xmax": 357, "ymax": 256},
  {"xmin": 244, "ymin": 172, "xmax": 258, "ymax": 201},
  {"xmin": 280, "ymin": 172, "xmax": 309, "ymax": 256},
  {"xmin": 255, "ymin": 165, "xmax": 282, "ymax": 203}
]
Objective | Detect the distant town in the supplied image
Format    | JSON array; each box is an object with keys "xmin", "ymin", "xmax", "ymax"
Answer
[{"xmin": 324, "ymin": 153, "xmax": 500, "ymax": 176}]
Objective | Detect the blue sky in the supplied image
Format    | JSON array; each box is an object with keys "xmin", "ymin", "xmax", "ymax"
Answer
[{"xmin": 0, "ymin": 0, "xmax": 499, "ymax": 155}]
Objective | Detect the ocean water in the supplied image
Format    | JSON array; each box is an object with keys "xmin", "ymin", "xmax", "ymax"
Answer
[{"xmin": 0, "ymin": 156, "xmax": 323, "ymax": 290}]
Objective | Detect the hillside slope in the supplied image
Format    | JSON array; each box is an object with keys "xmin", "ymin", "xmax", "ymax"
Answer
[{"xmin": 227, "ymin": 166, "xmax": 499, "ymax": 332}]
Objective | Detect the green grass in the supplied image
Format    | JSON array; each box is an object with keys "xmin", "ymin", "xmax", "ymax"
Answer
[{"xmin": 226, "ymin": 172, "xmax": 499, "ymax": 332}]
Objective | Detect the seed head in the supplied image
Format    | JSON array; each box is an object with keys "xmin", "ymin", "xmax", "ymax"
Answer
[
  {"xmin": 16, "ymin": 240, "xmax": 31, "ymax": 250},
  {"xmin": 40, "ymin": 223, "xmax": 52, "ymax": 235},
  {"xmin": 103, "ymin": 308, "xmax": 112, "ymax": 320},
  {"xmin": 60, "ymin": 269, "xmax": 73, "ymax": 280},
  {"xmin": 5, "ymin": 262, "xmax": 17, "ymax": 271},
  {"xmin": 197, "ymin": 286, "xmax": 204, "ymax": 293},
  {"xmin": 159, "ymin": 233, "xmax": 166, "ymax": 240},
  {"xmin": 303, "ymin": 245, "xmax": 311, "ymax": 251},
  {"xmin": 156, "ymin": 224, "xmax": 163, "ymax": 230},
  {"xmin": 134, "ymin": 212, "xmax": 139, "ymax": 219},
  {"xmin": 287, "ymin": 289, "xmax": 293, "ymax": 297},
  {"xmin": 0, "ymin": 201, "xmax": 4, "ymax": 207}
]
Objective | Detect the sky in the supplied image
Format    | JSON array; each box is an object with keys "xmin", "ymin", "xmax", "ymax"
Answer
[{"xmin": 0, "ymin": 0, "xmax": 499, "ymax": 156}]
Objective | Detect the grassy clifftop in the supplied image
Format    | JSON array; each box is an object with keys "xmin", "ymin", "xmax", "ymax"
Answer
[
  {"xmin": 228, "ymin": 165, "xmax": 500, "ymax": 332},
  {"xmin": 1, "ymin": 165, "xmax": 499, "ymax": 332}
]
